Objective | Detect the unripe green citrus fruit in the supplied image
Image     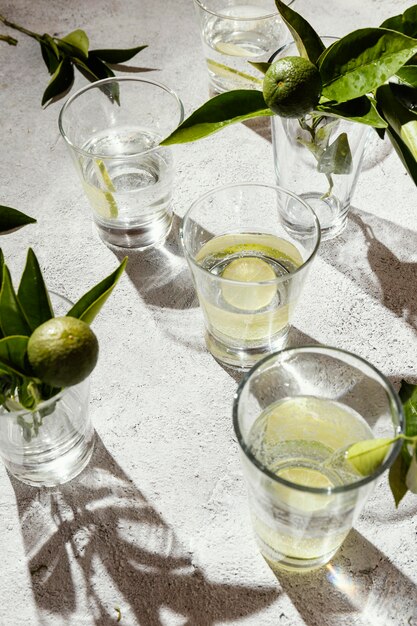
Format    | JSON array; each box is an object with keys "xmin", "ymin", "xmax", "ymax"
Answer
[
  {"xmin": 263, "ymin": 56, "xmax": 322, "ymax": 118},
  {"xmin": 27, "ymin": 316, "xmax": 99, "ymax": 388}
]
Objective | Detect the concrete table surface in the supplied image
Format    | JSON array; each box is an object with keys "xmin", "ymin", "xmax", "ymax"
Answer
[{"xmin": 0, "ymin": 0, "xmax": 417, "ymax": 624}]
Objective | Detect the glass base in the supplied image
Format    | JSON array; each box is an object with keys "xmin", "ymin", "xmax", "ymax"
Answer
[
  {"xmin": 263, "ymin": 549, "xmax": 339, "ymax": 573},
  {"xmin": 299, "ymin": 192, "xmax": 348, "ymax": 241},
  {"xmin": 205, "ymin": 328, "xmax": 289, "ymax": 370},
  {"xmin": 6, "ymin": 430, "xmax": 95, "ymax": 487},
  {"xmin": 95, "ymin": 210, "xmax": 172, "ymax": 249}
]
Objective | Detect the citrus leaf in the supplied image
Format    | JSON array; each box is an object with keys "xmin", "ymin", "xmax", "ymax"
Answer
[
  {"xmin": 59, "ymin": 29, "xmax": 89, "ymax": 59},
  {"xmin": 17, "ymin": 249, "xmax": 54, "ymax": 331},
  {"xmin": 384, "ymin": 124, "xmax": 417, "ymax": 186},
  {"xmin": 39, "ymin": 34, "xmax": 60, "ymax": 74},
  {"xmin": 248, "ymin": 61, "xmax": 271, "ymax": 75},
  {"xmin": 316, "ymin": 95, "xmax": 387, "ymax": 128},
  {"xmin": 376, "ymin": 84, "xmax": 417, "ymax": 162},
  {"xmin": 317, "ymin": 132, "xmax": 353, "ymax": 175},
  {"xmin": 399, "ymin": 380, "xmax": 417, "ymax": 437},
  {"xmin": 381, "ymin": 6, "xmax": 417, "ymax": 38},
  {"xmin": 67, "ymin": 257, "xmax": 127, "ymax": 324},
  {"xmin": 396, "ymin": 65, "xmax": 417, "ymax": 88},
  {"xmin": 207, "ymin": 58, "xmax": 262, "ymax": 84},
  {"xmin": 0, "ymin": 205, "xmax": 36, "ymax": 232},
  {"xmin": 161, "ymin": 90, "xmax": 273, "ymax": 145},
  {"xmin": 389, "ymin": 449, "xmax": 410, "ymax": 507},
  {"xmin": 0, "ymin": 336, "xmax": 29, "ymax": 376},
  {"xmin": 41, "ymin": 57, "xmax": 74, "ymax": 106},
  {"xmin": 0, "ymin": 265, "xmax": 31, "ymax": 336},
  {"xmin": 345, "ymin": 437, "xmax": 399, "ymax": 476},
  {"xmin": 90, "ymin": 45, "xmax": 147, "ymax": 64},
  {"xmin": 405, "ymin": 449, "xmax": 417, "ymax": 493},
  {"xmin": 274, "ymin": 0, "xmax": 325, "ymax": 63},
  {"xmin": 319, "ymin": 28, "xmax": 417, "ymax": 102},
  {"xmin": 73, "ymin": 57, "xmax": 119, "ymax": 103}
]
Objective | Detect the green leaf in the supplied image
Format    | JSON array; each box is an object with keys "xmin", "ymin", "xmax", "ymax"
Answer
[
  {"xmin": 0, "ymin": 205, "xmax": 36, "ymax": 232},
  {"xmin": 376, "ymin": 84, "xmax": 417, "ymax": 162},
  {"xmin": 383, "ymin": 124, "xmax": 417, "ymax": 186},
  {"xmin": 274, "ymin": 0, "xmax": 325, "ymax": 63},
  {"xmin": 345, "ymin": 437, "xmax": 399, "ymax": 476},
  {"xmin": 59, "ymin": 29, "xmax": 89, "ymax": 59},
  {"xmin": 316, "ymin": 95, "xmax": 387, "ymax": 128},
  {"xmin": 90, "ymin": 45, "xmax": 147, "ymax": 64},
  {"xmin": 73, "ymin": 57, "xmax": 119, "ymax": 103},
  {"xmin": 0, "ymin": 265, "xmax": 31, "ymax": 336},
  {"xmin": 381, "ymin": 6, "xmax": 417, "ymax": 38},
  {"xmin": 0, "ymin": 336, "xmax": 29, "ymax": 377},
  {"xmin": 319, "ymin": 28, "xmax": 417, "ymax": 102},
  {"xmin": 317, "ymin": 132, "xmax": 353, "ymax": 175},
  {"xmin": 248, "ymin": 61, "xmax": 271, "ymax": 75},
  {"xmin": 39, "ymin": 34, "xmax": 60, "ymax": 74},
  {"xmin": 41, "ymin": 57, "xmax": 74, "ymax": 106},
  {"xmin": 67, "ymin": 257, "xmax": 127, "ymax": 324},
  {"xmin": 389, "ymin": 449, "xmax": 410, "ymax": 506},
  {"xmin": 161, "ymin": 90, "xmax": 273, "ymax": 145},
  {"xmin": 207, "ymin": 58, "xmax": 262, "ymax": 85},
  {"xmin": 17, "ymin": 249, "xmax": 54, "ymax": 331},
  {"xmin": 396, "ymin": 65, "xmax": 417, "ymax": 88},
  {"xmin": 399, "ymin": 380, "xmax": 417, "ymax": 437},
  {"xmin": 406, "ymin": 449, "xmax": 417, "ymax": 493}
]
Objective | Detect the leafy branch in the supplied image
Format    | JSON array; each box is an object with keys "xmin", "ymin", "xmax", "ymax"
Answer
[{"xmin": 0, "ymin": 14, "xmax": 147, "ymax": 105}]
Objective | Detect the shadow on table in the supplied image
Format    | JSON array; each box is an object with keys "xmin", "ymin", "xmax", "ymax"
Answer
[
  {"xmin": 12, "ymin": 436, "xmax": 279, "ymax": 626},
  {"xmin": 111, "ymin": 213, "xmax": 198, "ymax": 311},
  {"xmin": 320, "ymin": 207, "xmax": 417, "ymax": 332},
  {"xmin": 276, "ymin": 529, "xmax": 417, "ymax": 626}
]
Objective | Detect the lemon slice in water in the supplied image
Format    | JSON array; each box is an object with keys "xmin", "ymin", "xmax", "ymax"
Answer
[{"xmin": 221, "ymin": 256, "xmax": 276, "ymax": 310}]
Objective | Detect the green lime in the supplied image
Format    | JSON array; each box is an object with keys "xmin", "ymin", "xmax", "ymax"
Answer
[
  {"xmin": 27, "ymin": 316, "xmax": 99, "ymax": 388},
  {"xmin": 263, "ymin": 56, "xmax": 322, "ymax": 118},
  {"xmin": 221, "ymin": 256, "xmax": 276, "ymax": 310}
]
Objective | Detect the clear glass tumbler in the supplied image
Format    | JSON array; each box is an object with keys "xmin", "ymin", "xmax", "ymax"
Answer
[
  {"xmin": 181, "ymin": 183, "xmax": 320, "ymax": 369},
  {"xmin": 0, "ymin": 293, "xmax": 94, "ymax": 487},
  {"xmin": 59, "ymin": 77, "xmax": 184, "ymax": 249},
  {"xmin": 193, "ymin": 0, "xmax": 294, "ymax": 93},
  {"xmin": 233, "ymin": 346, "xmax": 404, "ymax": 572},
  {"xmin": 271, "ymin": 38, "xmax": 371, "ymax": 240}
]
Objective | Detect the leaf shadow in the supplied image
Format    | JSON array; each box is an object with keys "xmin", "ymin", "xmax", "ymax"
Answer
[
  {"xmin": 11, "ymin": 435, "xmax": 280, "ymax": 625},
  {"xmin": 275, "ymin": 529, "xmax": 417, "ymax": 626},
  {"xmin": 320, "ymin": 208, "xmax": 417, "ymax": 332}
]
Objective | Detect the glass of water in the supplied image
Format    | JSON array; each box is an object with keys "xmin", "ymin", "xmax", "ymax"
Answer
[
  {"xmin": 59, "ymin": 78, "xmax": 184, "ymax": 249},
  {"xmin": 181, "ymin": 183, "xmax": 320, "ymax": 370},
  {"xmin": 233, "ymin": 346, "xmax": 404, "ymax": 572},
  {"xmin": 193, "ymin": 0, "xmax": 294, "ymax": 93}
]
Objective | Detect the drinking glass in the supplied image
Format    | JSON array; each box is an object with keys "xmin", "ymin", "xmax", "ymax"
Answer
[
  {"xmin": 59, "ymin": 78, "xmax": 184, "ymax": 249},
  {"xmin": 193, "ymin": 0, "xmax": 294, "ymax": 93},
  {"xmin": 181, "ymin": 183, "xmax": 320, "ymax": 369},
  {"xmin": 271, "ymin": 38, "xmax": 371, "ymax": 240},
  {"xmin": 0, "ymin": 293, "xmax": 94, "ymax": 487},
  {"xmin": 233, "ymin": 346, "xmax": 404, "ymax": 572}
]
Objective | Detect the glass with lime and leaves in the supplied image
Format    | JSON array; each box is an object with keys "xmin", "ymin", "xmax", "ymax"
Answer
[
  {"xmin": 163, "ymin": 1, "xmax": 417, "ymax": 238},
  {"xmin": 0, "ymin": 249, "xmax": 127, "ymax": 486}
]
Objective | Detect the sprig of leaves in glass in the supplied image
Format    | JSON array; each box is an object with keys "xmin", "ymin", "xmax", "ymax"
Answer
[
  {"xmin": 163, "ymin": 1, "xmax": 417, "ymax": 188},
  {"xmin": 0, "ymin": 249, "xmax": 127, "ymax": 433},
  {"xmin": 0, "ymin": 14, "xmax": 147, "ymax": 105}
]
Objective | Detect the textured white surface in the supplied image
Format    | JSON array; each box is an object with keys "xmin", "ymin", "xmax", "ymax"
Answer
[{"xmin": 0, "ymin": 1, "xmax": 417, "ymax": 625}]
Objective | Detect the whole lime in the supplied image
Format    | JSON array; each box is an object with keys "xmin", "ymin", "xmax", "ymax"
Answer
[
  {"xmin": 27, "ymin": 316, "xmax": 99, "ymax": 388},
  {"xmin": 263, "ymin": 56, "xmax": 322, "ymax": 118}
]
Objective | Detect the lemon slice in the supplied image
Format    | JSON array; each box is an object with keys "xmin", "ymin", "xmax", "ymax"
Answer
[
  {"xmin": 277, "ymin": 466, "xmax": 333, "ymax": 489},
  {"xmin": 221, "ymin": 256, "xmax": 276, "ymax": 310}
]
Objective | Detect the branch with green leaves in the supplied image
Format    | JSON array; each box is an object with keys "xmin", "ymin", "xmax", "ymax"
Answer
[
  {"xmin": 0, "ymin": 14, "xmax": 147, "ymax": 105},
  {"xmin": 162, "ymin": 1, "xmax": 417, "ymax": 188},
  {"xmin": 0, "ymin": 248, "xmax": 127, "ymax": 419},
  {"xmin": 0, "ymin": 205, "xmax": 36, "ymax": 233},
  {"xmin": 343, "ymin": 380, "xmax": 417, "ymax": 507}
]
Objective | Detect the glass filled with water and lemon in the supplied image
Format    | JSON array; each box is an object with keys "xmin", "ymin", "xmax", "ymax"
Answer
[
  {"xmin": 181, "ymin": 183, "xmax": 320, "ymax": 369},
  {"xmin": 193, "ymin": 0, "xmax": 293, "ymax": 93},
  {"xmin": 233, "ymin": 346, "xmax": 404, "ymax": 572},
  {"xmin": 59, "ymin": 78, "xmax": 184, "ymax": 249}
]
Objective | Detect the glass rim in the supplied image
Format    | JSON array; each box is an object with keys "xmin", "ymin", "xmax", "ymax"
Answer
[
  {"xmin": 58, "ymin": 76, "xmax": 185, "ymax": 160},
  {"xmin": 0, "ymin": 290, "xmax": 79, "ymax": 418},
  {"xmin": 269, "ymin": 35, "xmax": 338, "ymax": 62},
  {"xmin": 194, "ymin": 0, "xmax": 295, "ymax": 19},
  {"xmin": 180, "ymin": 182, "xmax": 321, "ymax": 287},
  {"xmin": 232, "ymin": 344, "xmax": 405, "ymax": 495}
]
